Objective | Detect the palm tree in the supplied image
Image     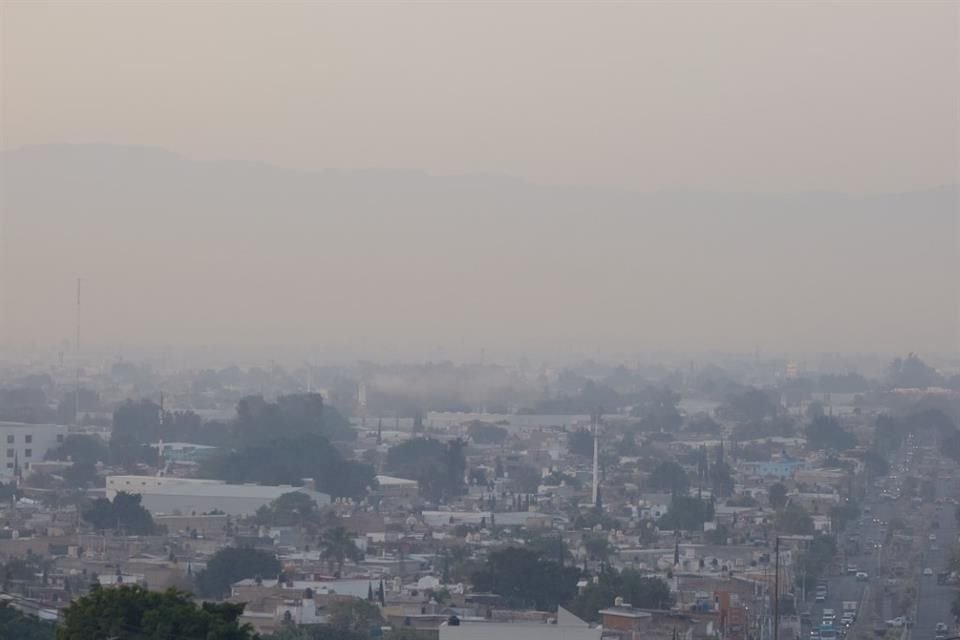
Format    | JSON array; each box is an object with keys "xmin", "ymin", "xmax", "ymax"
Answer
[{"xmin": 321, "ymin": 526, "xmax": 361, "ymax": 576}]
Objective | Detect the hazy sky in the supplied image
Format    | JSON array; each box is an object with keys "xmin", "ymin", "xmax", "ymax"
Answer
[
  {"xmin": 1, "ymin": 1, "xmax": 958, "ymax": 357},
  {"xmin": 2, "ymin": 1, "xmax": 957, "ymax": 193}
]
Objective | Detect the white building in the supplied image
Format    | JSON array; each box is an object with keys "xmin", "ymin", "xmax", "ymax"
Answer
[
  {"xmin": 439, "ymin": 608, "xmax": 600, "ymax": 640},
  {"xmin": 105, "ymin": 476, "xmax": 330, "ymax": 516},
  {"xmin": 0, "ymin": 422, "xmax": 68, "ymax": 479}
]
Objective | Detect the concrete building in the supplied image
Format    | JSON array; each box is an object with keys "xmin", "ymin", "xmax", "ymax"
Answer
[
  {"xmin": 439, "ymin": 607, "xmax": 600, "ymax": 640},
  {"xmin": 105, "ymin": 476, "xmax": 330, "ymax": 516},
  {"xmin": 374, "ymin": 475, "xmax": 419, "ymax": 507},
  {"xmin": 739, "ymin": 457, "xmax": 809, "ymax": 479},
  {"xmin": 0, "ymin": 422, "xmax": 68, "ymax": 479},
  {"xmin": 599, "ymin": 604, "xmax": 653, "ymax": 639}
]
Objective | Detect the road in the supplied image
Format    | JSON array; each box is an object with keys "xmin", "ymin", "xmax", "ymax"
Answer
[
  {"xmin": 912, "ymin": 442, "xmax": 959, "ymax": 640},
  {"xmin": 793, "ymin": 425, "xmax": 960, "ymax": 640}
]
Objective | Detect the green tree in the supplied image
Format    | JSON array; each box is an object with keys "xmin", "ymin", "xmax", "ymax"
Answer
[
  {"xmin": 204, "ymin": 434, "xmax": 375, "ymax": 499},
  {"xmin": 384, "ymin": 438, "xmax": 466, "ymax": 503},
  {"xmin": 830, "ymin": 501, "xmax": 861, "ymax": 532},
  {"xmin": 888, "ymin": 353, "xmax": 940, "ymax": 389},
  {"xmin": 236, "ymin": 393, "xmax": 354, "ymax": 445},
  {"xmin": 776, "ymin": 503, "xmax": 814, "ymax": 535},
  {"xmin": 768, "ymin": 483, "xmax": 788, "ymax": 509},
  {"xmin": 570, "ymin": 569, "xmax": 671, "ymax": 622},
  {"xmin": 62, "ymin": 461, "xmax": 98, "ymax": 488},
  {"xmin": 717, "ymin": 388, "xmax": 779, "ymax": 422},
  {"xmin": 631, "ymin": 388, "xmax": 683, "ymax": 433},
  {"xmin": 805, "ymin": 416, "xmax": 856, "ymax": 451},
  {"xmin": 320, "ymin": 526, "xmax": 362, "ymax": 576},
  {"xmin": 195, "ymin": 547, "xmax": 281, "ymax": 599},
  {"xmin": 583, "ymin": 534, "xmax": 614, "ymax": 564},
  {"xmin": 45, "ymin": 434, "xmax": 110, "ymax": 466},
  {"xmin": 525, "ymin": 533, "xmax": 571, "ymax": 567},
  {"xmin": 568, "ymin": 429, "xmax": 594, "ymax": 457},
  {"xmin": 685, "ymin": 413, "xmax": 721, "ymax": 433},
  {"xmin": 864, "ymin": 449, "xmax": 890, "ymax": 477},
  {"xmin": 0, "ymin": 605, "xmax": 55, "ymax": 640},
  {"xmin": 327, "ymin": 599, "xmax": 384, "ymax": 636},
  {"xmin": 709, "ymin": 461, "xmax": 735, "ymax": 498},
  {"xmin": 111, "ymin": 399, "xmax": 162, "ymax": 466},
  {"xmin": 255, "ymin": 492, "xmax": 319, "ymax": 527},
  {"xmin": 647, "ymin": 461, "xmax": 689, "ymax": 494},
  {"xmin": 56, "ymin": 585, "xmax": 255, "ymax": 640},
  {"xmin": 467, "ymin": 421, "xmax": 508, "ymax": 445},
  {"xmin": 658, "ymin": 496, "xmax": 713, "ymax": 531},
  {"xmin": 470, "ymin": 547, "xmax": 581, "ymax": 611},
  {"xmin": 82, "ymin": 492, "xmax": 157, "ymax": 534}
]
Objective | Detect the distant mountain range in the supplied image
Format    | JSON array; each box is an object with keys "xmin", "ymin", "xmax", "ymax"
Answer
[{"xmin": 1, "ymin": 144, "xmax": 957, "ymax": 354}]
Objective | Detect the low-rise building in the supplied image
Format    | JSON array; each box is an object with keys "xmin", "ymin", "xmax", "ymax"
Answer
[
  {"xmin": 105, "ymin": 475, "xmax": 330, "ymax": 516},
  {"xmin": 439, "ymin": 607, "xmax": 600, "ymax": 640},
  {"xmin": 0, "ymin": 422, "xmax": 68, "ymax": 479}
]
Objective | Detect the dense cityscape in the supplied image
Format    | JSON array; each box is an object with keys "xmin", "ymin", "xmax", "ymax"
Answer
[{"xmin": 0, "ymin": 353, "xmax": 958, "ymax": 640}]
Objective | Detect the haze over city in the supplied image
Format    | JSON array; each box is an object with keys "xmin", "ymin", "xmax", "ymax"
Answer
[
  {"xmin": 3, "ymin": 3, "xmax": 960, "ymax": 640},
  {"xmin": 2, "ymin": 1, "xmax": 958, "ymax": 357}
]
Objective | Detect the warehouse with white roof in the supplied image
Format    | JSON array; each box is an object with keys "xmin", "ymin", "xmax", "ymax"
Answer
[{"xmin": 106, "ymin": 475, "xmax": 330, "ymax": 516}]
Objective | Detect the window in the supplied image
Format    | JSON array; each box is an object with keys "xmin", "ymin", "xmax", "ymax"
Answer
[
  {"xmin": 57, "ymin": 434, "xmax": 64, "ymax": 443},
  {"xmin": 24, "ymin": 449, "xmax": 32, "ymax": 458},
  {"xmin": 5, "ymin": 449, "xmax": 12, "ymax": 458},
  {"xmin": 24, "ymin": 435, "xmax": 32, "ymax": 444},
  {"xmin": 6, "ymin": 435, "xmax": 13, "ymax": 444}
]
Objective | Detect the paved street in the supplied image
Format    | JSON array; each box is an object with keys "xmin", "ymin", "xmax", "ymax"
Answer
[{"xmin": 913, "ymin": 450, "xmax": 959, "ymax": 640}]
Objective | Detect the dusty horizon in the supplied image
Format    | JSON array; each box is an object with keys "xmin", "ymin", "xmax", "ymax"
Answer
[{"xmin": 1, "ymin": 1, "xmax": 958, "ymax": 356}]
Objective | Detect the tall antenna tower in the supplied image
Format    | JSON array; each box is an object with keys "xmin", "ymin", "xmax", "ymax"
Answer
[
  {"xmin": 591, "ymin": 407, "xmax": 601, "ymax": 507},
  {"xmin": 74, "ymin": 277, "xmax": 82, "ymax": 425}
]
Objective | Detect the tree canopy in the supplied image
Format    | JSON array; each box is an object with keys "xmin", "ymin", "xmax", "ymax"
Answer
[
  {"xmin": 888, "ymin": 353, "xmax": 940, "ymax": 389},
  {"xmin": 203, "ymin": 434, "xmax": 375, "ymax": 499},
  {"xmin": 467, "ymin": 421, "xmax": 509, "ymax": 445},
  {"xmin": 195, "ymin": 547, "xmax": 281, "ymax": 599},
  {"xmin": 659, "ymin": 495, "xmax": 714, "ymax": 531},
  {"xmin": 567, "ymin": 429, "xmax": 594, "ymax": 458},
  {"xmin": 768, "ymin": 483, "xmax": 788, "ymax": 509},
  {"xmin": 717, "ymin": 388, "xmax": 780, "ymax": 423},
  {"xmin": 45, "ymin": 434, "xmax": 110, "ymax": 466},
  {"xmin": 570, "ymin": 569, "xmax": 671, "ymax": 622},
  {"xmin": 384, "ymin": 438, "xmax": 466, "ymax": 503},
  {"xmin": 805, "ymin": 416, "xmax": 856, "ymax": 451},
  {"xmin": 236, "ymin": 393, "xmax": 353, "ymax": 445},
  {"xmin": 0, "ymin": 605, "xmax": 54, "ymax": 640},
  {"xmin": 646, "ymin": 461, "xmax": 689, "ymax": 495},
  {"xmin": 56, "ymin": 585, "xmax": 256, "ymax": 640},
  {"xmin": 254, "ymin": 492, "xmax": 321, "ymax": 527},
  {"xmin": 776, "ymin": 503, "xmax": 815, "ymax": 535},
  {"xmin": 82, "ymin": 492, "xmax": 158, "ymax": 535},
  {"xmin": 471, "ymin": 547, "xmax": 581, "ymax": 611}
]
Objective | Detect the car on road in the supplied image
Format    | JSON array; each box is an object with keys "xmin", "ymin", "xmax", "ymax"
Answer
[
  {"xmin": 847, "ymin": 565, "xmax": 858, "ymax": 575},
  {"xmin": 928, "ymin": 533, "xmax": 936, "ymax": 541},
  {"xmin": 935, "ymin": 623, "xmax": 947, "ymax": 640},
  {"xmin": 856, "ymin": 571, "xmax": 869, "ymax": 581},
  {"xmin": 886, "ymin": 618, "xmax": 906, "ymax": 628},
  {"xmin": 923, "ymin": 567, "xmax": 933, "ymax": 576}
]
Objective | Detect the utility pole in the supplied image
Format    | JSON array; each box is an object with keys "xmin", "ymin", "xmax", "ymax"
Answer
[{"xmin": 774, "ymin": 536, "xmax": 780, "ymax": 640}]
